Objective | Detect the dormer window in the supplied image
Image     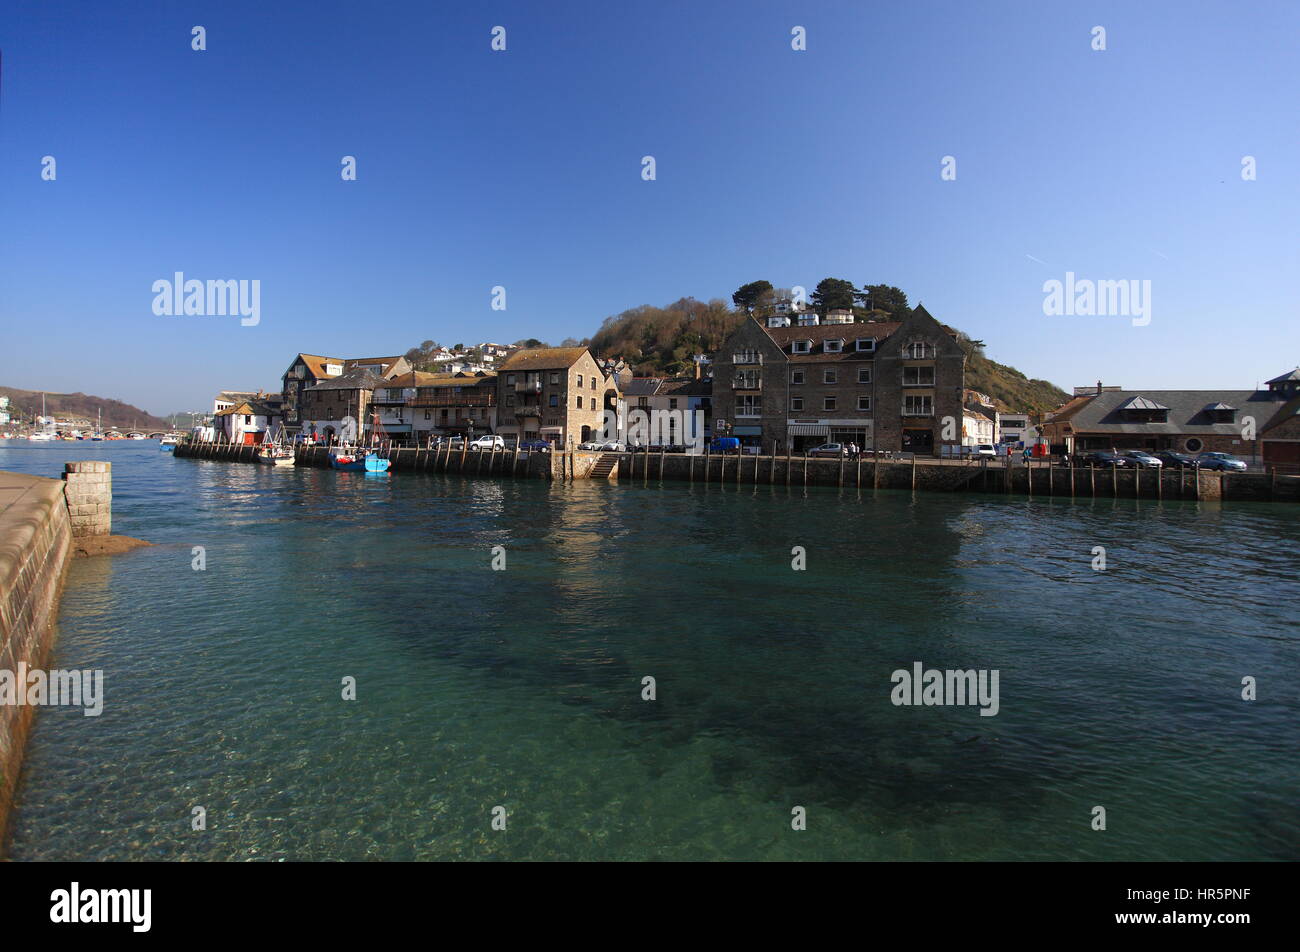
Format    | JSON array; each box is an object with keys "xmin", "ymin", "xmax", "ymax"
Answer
[
  {"xmin": 1203, "ymin": 402, "xmax": 1237, "ymax": 424},
  {"xmin": 792, "ymin": 340, "xmax": 812, "ymax": 354},
  {"xmin": 1116, "ymin": 396, "xmax": 1169, "ymax": 423},
  {"xmin": 855, "ymin": 338, "xmax": 875, "ymax": 353},
  {"xmin": 824, "ymin": 339, "xmax": 844, "ymax": 353}
]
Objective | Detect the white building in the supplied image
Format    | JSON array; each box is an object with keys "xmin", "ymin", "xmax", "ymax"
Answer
[
  {"xmin": 998, "ymin": 413, "xmax": 1031, "ymax": 445},
  {"xmin": 213, "ymin": 398, "xmax": 280, "ymax": 444}
]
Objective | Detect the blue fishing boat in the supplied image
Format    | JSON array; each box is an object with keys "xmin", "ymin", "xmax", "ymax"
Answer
[{"xmin": 330, "ymin": 451, "xmax": 390, "ymax": 473}]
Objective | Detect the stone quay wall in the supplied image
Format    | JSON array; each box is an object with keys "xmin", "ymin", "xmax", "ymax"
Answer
[{"xmin": 0, "ymin": 471, "xmax": 74, "ymax": 851}]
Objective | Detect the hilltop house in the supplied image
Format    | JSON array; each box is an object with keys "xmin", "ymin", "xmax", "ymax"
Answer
[
  {"xmin": 1039, "ymin": 370, "xmax": 1300, "ymax": 462},
  {"xmin": 710, "ymin": 305, "xmax": 966, "ymax": 454},
  {"xmin": 494, "ymin": 347, "xmax": 622, "ymax": 448}
]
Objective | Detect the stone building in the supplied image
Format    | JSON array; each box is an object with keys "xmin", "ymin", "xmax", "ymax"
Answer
[
  {"xmin": 1039, "ymin": 369, "xmax": 1300, "ymax": 462},
  {"xmin": 494, "ymin": 347, "xmax": 621, "ymax": 447},
  {"xmin": 299, "ymin": 370, "xmax": 386, "ymax": 444},
  {"xmin": 280, "ymin": 354, "xmax": 410, "ymax": 433},
  {"xmin": 710, "ymin": 305, "xmax": 966, "ymax": 455}
]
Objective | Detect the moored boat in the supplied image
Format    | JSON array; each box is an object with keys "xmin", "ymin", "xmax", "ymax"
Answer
[
  {"xmin": 330, "ymin": 451, "xmax": 390, "ymax": 473},
  {"xmin": 256, "ymin": 444, "xmax": 296, "ymax": 466}
]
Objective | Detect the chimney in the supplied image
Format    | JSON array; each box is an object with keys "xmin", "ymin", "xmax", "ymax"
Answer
[
  {"xmin": 694, "ymin": 360, "xmax": 702, "ymax": 381},
  {"xmin": 1097, "ymin": 380, "xmax": 1103, "ymax": 394}
]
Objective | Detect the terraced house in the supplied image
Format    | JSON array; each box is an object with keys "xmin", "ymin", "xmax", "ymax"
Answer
[
  {"xmin": 711, "ymin": 305, "xmax": 966, "ymax": 454},
  {"xmin": 494, "ymin": 347, "xmax": 622, "ymax": 447},
  {"xmin": 403, "ymin": 372, "xmax": 498, "ymax": 444}
]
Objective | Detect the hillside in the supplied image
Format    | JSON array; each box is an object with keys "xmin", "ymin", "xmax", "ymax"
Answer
[
  {"xmin": 957, "ymin": 341, "xmax": 1070, "ymax": 416},
  {"xmin": 0, "ymin": 386, "xmax": 171, "ymax": 431}
]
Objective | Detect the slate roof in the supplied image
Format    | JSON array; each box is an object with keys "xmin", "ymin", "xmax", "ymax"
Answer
[
  {"xmin": 763, "ymin": 321, "xmax": 903, "ymax": 363},
  {"xmin": 1046, "ymin": 389, "xmax": 1286, "ymax": 435},
  {"xmin": 1265, "ymin": 368, "xmax": 1300, "ymax": 385},
  {"xmin": 304, "ymin": 370, "xmax": 387, "ymax": 392},
  {"xmin": 623, "ymin": 377, "xmax": 666, "ymax": 397},
  {"xmin": 660, "ymin": 377, "xmax": 713, "ymax": 397}
]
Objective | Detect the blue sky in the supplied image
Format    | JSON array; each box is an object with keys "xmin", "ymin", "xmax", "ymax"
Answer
[{"xmin": 2, "ymin": 0, "xmax": 1297, "ymax": 414}]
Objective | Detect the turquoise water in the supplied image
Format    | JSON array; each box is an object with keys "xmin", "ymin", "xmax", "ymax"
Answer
[{"xmin": 2, "ymin": 440, "xmax": 1297, "ymax": 861}]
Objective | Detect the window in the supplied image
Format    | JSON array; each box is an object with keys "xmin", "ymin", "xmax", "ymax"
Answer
[
  {"xmin": 791, "ymin": 370, "xmax": 805, "ymax": 385},
  {"xmin": 733, "ymin": 350, "xmax": 762, "ymax": 364},
  {"xmin": 902, "ymin": 366, "xmax": 935, "ymax": 386},
  {"xmin": 824, "ymin": 397, "xmax": 837, "ymax": 411},
  {"xmin": 507, "ymin": 374, "xmax": 516, "ymax": 385},
  {"xmin": 907, "ymin": 341, "xmax": 936, "ymax": 360},
  {"xmin": 734, "ymin": 369, "xmax": 761, "ymax": 389},
  {"xmin": 638, "ymin": 397, "xmax": 649, "ymax": 408},
  {"xmin": 903, "ymin": 395, "xmax": 934, "ymax": 416},
  {"xmin": 825, "ymin": 340, "xmax": 843, "ymax": 353},
  {"xmin": 823, "ymin": 370, "xmax": 837, "ymax": 384},
  {"xmin": 576, "ymin": 396, "xmax": 583, "ymax": 409},
  {"xmin": 549, "ymin": 394, "xmax": 558, "ymax": 407},
  {"xmin": 792, "ymin": 340, "xmax": 811, "ymax": 354},
  {"xmin": 669, "ymin": 398, "xmax": 678, "ymax": 409},
  {"xmin": 506, "ymin": 395, "xmax": 515, "ymax": 407},
  {"xmin": 855, "ymin": 338, "xmax": 875, "ymax": 353},
  {"xmin": 857, "ymin": 396, "xmax": 871, "ymax": 411},
  {"xmin": 857, "ymin": 368, "xmax": 872, "ymax": 384},
  {"xmin": 550, "ymin": 373, "xmax": 559, "ymax": 385},
  {"xmin": 575, "ymin": 374, "xmax": 582, "ymax": 387},
  {"xmin": 737, "ymin": 395, "xmax": 762, "ymax": 416},
  {"xmin": 791, "ymin": 397, "xmax": 804, "ymax": 411},
  {"xmin": 590, "ymin": 377, "xmax": 596, "ymax": 389}
]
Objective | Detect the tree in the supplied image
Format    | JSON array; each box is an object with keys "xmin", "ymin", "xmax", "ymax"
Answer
[
  {"xmin": 810, "ymin": 278, "xmax": 856, "ymax": 313},
  {"xmin": 732, "ymin": 280, "xmax": 774, "ymax": 314},
  {"xmin": 856, "ymin": 284, "xmax": 911, "ymax": 318}
]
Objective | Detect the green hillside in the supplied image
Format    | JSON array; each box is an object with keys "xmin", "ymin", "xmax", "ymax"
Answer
[{"xmin": 0, "ymin": 386, "xmax": 171, "ymax": 431}]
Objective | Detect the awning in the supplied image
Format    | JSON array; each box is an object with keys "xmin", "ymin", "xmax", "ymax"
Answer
[
  {"xmin": 787, "ymin": 424, "xmax": 828, "ymax": 436},
  {"xmin": 540, "ymin": 426, "xmax": 564, "ymax": 434}
]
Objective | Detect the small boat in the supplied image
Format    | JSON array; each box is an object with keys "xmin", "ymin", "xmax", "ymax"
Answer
[
  {"xmin": 330, "ymin": 451, "xmax": 390, "ymax": 473},
  {"xmin": 159, "ymin": 435, "xmax": 179, "ymax": 447},
  {"xmin": 256, "ymin": 444, "xmax": 296, "ymax": 466}
]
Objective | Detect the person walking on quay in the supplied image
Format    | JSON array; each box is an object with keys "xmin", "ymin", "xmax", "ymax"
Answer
[{"xmin": 1022, "ymin": 446, "xmax": 1032, "ymax": 466}]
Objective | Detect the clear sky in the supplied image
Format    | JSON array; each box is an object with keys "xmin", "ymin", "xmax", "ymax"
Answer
[{"xmin": 2, "ymin": 0, "xmax": 1297, "ymax": 414}]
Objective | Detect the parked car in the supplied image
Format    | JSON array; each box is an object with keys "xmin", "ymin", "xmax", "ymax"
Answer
[
  {"xmin": 1081, "ymin": 451, "xmax": 1129, "ymax": 468},
  {"xmin": 597, "ymin": 440, "xmax": 626, "ymax": 452},
  {"xmin": 1196, "ymin": 451, "xmax": 1247, "ymax": 472},
  {"xmin": 1155, "ymin": 451, "xmax": 1197, "ymax": 469},
  {"xmin": 709, "ymin": 437, "xmax": 741, "ymax": 454},
  {"xmin": 468, "ymin": 435, "xmax": 505, "ymax": 451},
  {"xmin": 519, "ymin": 439, "xmax": 551, "ymax": 453},
  {"xmin": 808, "ymin": 443, "xmax": 849, "ymax": 458},
  {"xmin": 969, "ymin": 444, "xmax": 997, "ymax": 458},
  {"xmin": 1120, "ymin": 450, "xmax": 1163, "ymax": 468}
]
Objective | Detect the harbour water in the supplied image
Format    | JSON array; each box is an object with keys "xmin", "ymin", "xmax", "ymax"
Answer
[{"xmin": 1, "ymin": 440, "xmax": 1297, "ymax": 860}]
